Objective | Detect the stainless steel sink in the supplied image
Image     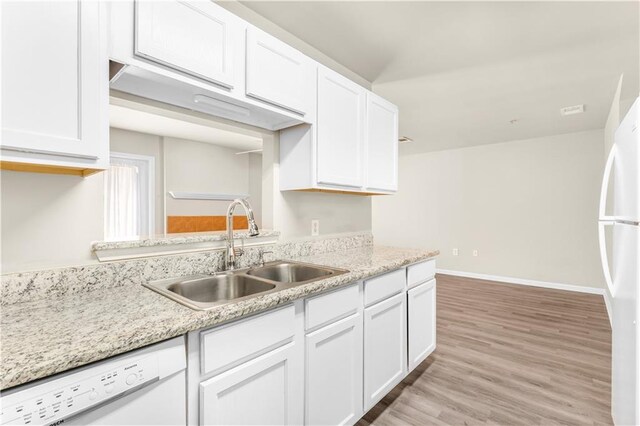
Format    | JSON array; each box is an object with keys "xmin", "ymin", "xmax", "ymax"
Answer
[
  {"xmin": 246, "ymin": 262, "xmax": 336, "ymax": 283},
  {"xmin": 144, "ymin": 260, "xmax": 349, "ymax": 310}
]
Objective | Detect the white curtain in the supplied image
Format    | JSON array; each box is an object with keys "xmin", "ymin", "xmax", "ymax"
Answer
[{"xmin": 104, "ymin": 163, "xmax": 140, "ymax": 241}]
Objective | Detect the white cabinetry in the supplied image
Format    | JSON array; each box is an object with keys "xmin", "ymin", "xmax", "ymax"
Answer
[
  {"xmin": 408, "ymin": 279, "xmax": 437, "ymax": 370},
  {"xmin": 316, "ymin": 67, "xmax": 366, "ymax": 189},
  {"xmin": 186, "ymin": 260, "xmax": 436, "ymax": 425},
  {"xmin": 280, "ymin": 68, "xmax": 398, "ymax": 195},
  {"xmin": 200, "ymin": 343, "xmax": 300, "ymax": 425},
  {"xmin": 306, "ymin": 313, "xmax": 363, "ymax": 426},
  {"xmin": 363, "ymin": 292, "xmax": 407, "ymax": 410},
  {"xmin": 135, "ymin": 0, "xmax": 240, "ymax": 89},
  {"xmin": 246, "ymin": 27, "xmax": 314, "ymax": 116},
  {"xmin": 365, "ymin": 93, "xmax": 398, "ymax": 192},
  {"xmin": 1, "ymin": 0, "xmax": 108, "ymax": 175},
  {"xmin": 188, "ymin": 304, "xmax": 304, "ymax": 426}
]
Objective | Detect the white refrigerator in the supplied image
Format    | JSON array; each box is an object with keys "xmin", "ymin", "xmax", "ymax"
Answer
[{"xmin": 600, "ymin": 96, "xmax": 640, "ymax": 426}]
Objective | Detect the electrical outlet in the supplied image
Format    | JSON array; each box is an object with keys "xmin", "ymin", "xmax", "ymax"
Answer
[
  {"xmin": 311, "ymin": 219, "xmax": 320, "ymax": 236},
  {"xmin": 452, "ymin": 248, "xmax": 459, "ymax": 256},
  {"xmin": 473, "ymin": 249, "xmax": 479, "ymax": 257}
]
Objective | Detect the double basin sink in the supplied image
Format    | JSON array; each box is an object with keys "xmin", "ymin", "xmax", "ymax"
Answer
[{"xmin": 144, "ymin": 260, "xmax": 349, "ymax": 310}]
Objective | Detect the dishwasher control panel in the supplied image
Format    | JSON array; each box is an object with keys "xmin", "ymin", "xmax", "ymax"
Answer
[{"xmin": 0, "ymin": 355, "xmax": 159, "ymax": 426}]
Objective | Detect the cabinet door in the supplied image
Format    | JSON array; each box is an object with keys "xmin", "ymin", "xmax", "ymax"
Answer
[
  {"xmin": 365, "ymin": 93, "xmax": 398, "ymax": 192},
  {"xmin": 135, "ymin": 0, "xmax": 239, "ymax": 89},
  {"xmin": 316, "ymin": 67, "xmax": 366, "ymax": 189},
  {"xmin": 200, "ymin": 343, "xmax": 302, "ymax": 425},
  {"xmin": 363, "ymin": 292, "xmax": 407, "ymax": 410},
  {"xmin": 306, "ymin": 313, "xmax": 363, "ymax": 426},
  {"xmin": 1, "ymin": 1, "xmax": 105, "ymax": 161},
  {"xmin": 246, "ymin": 27, "xmax": 312, "ymax": 116},
  {"xmin": 408, "ymin": 279, "xmax": 436, "ymax": 371}
]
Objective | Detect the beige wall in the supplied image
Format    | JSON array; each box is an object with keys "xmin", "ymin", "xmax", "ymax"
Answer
[
  {"xmin": 0, "ymin": 171, "xmax": 104, "ymax": 273},
  {"xmin": 373, "ymin": 129, "xmax": 605, "ymax": 288},
  {"xmin": 164, "ymin": 136, "xmax": 251, "ymax": 217}
]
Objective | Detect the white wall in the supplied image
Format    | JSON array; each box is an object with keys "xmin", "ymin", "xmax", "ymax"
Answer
[
  {"xmin": 373, "ymin": 129, "xmax": 605, "ymax": 288},
  {"xmin": 0, "ymin": 171, "xmax": 104, "ymax": 273},
  {"xmin": 164, "ymin": 136, "xmax": 251, "ymax": 217}
]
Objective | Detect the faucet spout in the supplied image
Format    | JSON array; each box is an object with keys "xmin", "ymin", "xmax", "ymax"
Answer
[{"xmin": 226, "ymin": 199, "xmax": 259, "ymax": 270}]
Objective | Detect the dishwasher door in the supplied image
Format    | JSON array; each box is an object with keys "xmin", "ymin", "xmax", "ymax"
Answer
[
  {"xmin": 65, "ymin": 370, "xmax": 186, "ymax": 426},
  {"xmin": 0, "ymin": 337, "xmax": 186, "ymax": 426}
]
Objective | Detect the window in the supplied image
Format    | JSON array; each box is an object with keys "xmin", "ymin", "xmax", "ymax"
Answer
[{"xmin": 104, "ymin": 153, "xmax": 155, "ymax": 241}]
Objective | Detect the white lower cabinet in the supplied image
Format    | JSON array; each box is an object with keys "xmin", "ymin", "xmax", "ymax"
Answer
[
  {"xmin": 363, "ymin": 292, "xmax": 407, "ymax": 410},
  {"xmin": 408, "ymin": 279, "xmax": 437, "ymax": 371},
  {"xmin": 200, "ymin": 343, "xmax": 301, "ymax": 425},
  {"xmin": 306, "ymin": 313, "xmax": 363, "ymax": 426},
  {"xmin": 187, "ymin": 261, "xmax": 436, "ymax": 426}
]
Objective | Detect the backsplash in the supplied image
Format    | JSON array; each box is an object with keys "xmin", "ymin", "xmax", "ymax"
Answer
[{"xmin": 1, "ymin": 232, "xmax": 373, "ymax": 306}]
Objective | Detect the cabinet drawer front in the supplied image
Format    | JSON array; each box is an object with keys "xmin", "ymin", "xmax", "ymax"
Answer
[
  {"xmin": 305, "ymin": 283, "xmax": 360, "ymax": 331},
  {"xmin": 407, "ymin": 259, "xmax": 436, "ymax": 289},
  {"xmin": 200, "ymin": 343, "xmax": 298, "ymax": 426},
  {"xmin": 408, "ymin": 279, "xmax": 436, "ymax": 371},
  {"xmin": 135, "ymin": 0, "xmax": 238, "ymax": 89},
  {"xmin": 246, "ymin": 26, "xmax": 311, "ymax": 115},
  {"xmin": 200, "ymin": 305, "xmax": 295, "ymax": 376},
  {"xmin": 306, "ymin": 313, "xmax": 363, "ymax": 425},
  {"xmin": 364, "ymin": 269, "xmax": 406, "ymax": 307}
]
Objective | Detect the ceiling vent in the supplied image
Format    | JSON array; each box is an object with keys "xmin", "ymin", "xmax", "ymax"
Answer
[{"xmin": 560, "ymin": 104, "xmax": 585, "ymax": 116}]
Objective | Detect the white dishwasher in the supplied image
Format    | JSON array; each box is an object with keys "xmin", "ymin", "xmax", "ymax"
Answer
[{"xmin": 0, "ymin": 336, "xmax": 186, "ymax": 426}]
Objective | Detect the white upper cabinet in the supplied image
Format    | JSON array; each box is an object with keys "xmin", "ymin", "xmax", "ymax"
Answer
[
  {"xmin": 316, "ymin": 66, "xmax": 366, "ymax": 189},
  {"xmin": 280, "ymin": 68, "xmax": 398, "ymax": 195},
  {"xmin": 365, "ymin": 92, "xmax": 399, "ymax": 192},
  {"xmin": 134, "ymin": 0, "xmax": 240, "ymax": 89},
  {"xmin": 1, "ymin": 0, "xmax": 108, "ymax": 174},
  {"xmin": 246, "ymin": 27, "xmax": 313, "ymax": 116}
]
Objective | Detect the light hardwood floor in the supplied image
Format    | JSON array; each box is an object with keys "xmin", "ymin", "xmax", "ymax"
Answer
[{"xmin": 357, "ymin": 274, "xmax": 612, "ymax": 426}]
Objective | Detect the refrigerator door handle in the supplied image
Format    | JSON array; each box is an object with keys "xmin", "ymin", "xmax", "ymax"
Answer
[
  {"xmin": 598, "ymin": 221, "xmax": 616, "ymax": 296},
  {"xmin": 599, "ymin": 144, "xmax": 617, "ymax": 221}
]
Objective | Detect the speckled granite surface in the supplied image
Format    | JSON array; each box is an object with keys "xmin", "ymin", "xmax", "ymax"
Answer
[
  {"xmin": 1, "ymin": 233, "xmax": 373, "ymax": 306},
  {"xmin": 1, "ymin": 243, "xmax": 437, "ymax": 390},
  {"xmin": 91, "ymin": 230, "xmax": 281, "ymax": 251}
]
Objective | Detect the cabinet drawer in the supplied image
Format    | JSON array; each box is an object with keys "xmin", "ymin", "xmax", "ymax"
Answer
[
  {"xmin": 305, "ymin": 283, "xmax": 360, "ymax": 331},
  {"xmin": 364, "ymin": 269, "xmax": 406, "ymax": 307},
  {"xmin": 200, "ymin": 304, "xmax": 295, "ymax": 376},
  {"xmin": 407, "ymin": 259, "xmax": 436, "ymax": 289}
]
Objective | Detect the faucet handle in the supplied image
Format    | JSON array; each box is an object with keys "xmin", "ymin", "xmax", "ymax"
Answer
[{"xmin": 259, "ymin": 249, "xmax": 274, "ymax": 267}]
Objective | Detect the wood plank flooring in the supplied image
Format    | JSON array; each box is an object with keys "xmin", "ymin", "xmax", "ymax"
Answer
[{"xmin": 357, "ymin": 274, "xmax": 612, "ymax": 426}]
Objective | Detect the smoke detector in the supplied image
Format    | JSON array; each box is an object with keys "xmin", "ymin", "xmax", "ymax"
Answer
[
  {"xmin": 560, "ymin": 104, "xmax": 585, "ymax": 116},
  {"xmin": 398, "ymin": 136, "xmax": 413, "ymax": 144}
]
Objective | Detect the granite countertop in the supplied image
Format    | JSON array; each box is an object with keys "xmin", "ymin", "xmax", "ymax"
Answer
[{"xmin": 0, "ymin": 245, "xmax": 438, "ymax": 390}]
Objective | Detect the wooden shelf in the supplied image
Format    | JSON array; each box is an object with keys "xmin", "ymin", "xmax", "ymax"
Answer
[{"xmin": 0, "ymin": 161, "xmax": 104, "ymax": 177}]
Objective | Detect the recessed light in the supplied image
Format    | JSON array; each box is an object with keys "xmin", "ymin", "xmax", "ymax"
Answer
[
  {"xmin": 560, "ymin": 104, "xmax": 585, "ymax": 116},
  {"xmin": 398, "ymin": 136, "xmax": 413, "ymax": 143}
]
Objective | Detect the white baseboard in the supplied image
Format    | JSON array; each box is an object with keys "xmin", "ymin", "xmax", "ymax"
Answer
[{"xmin": 436, "ymin": 269, "xmax": 612, "ymax": 326}]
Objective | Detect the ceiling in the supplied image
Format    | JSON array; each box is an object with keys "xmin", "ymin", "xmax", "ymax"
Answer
[{"xmin": 242, "ymin": 1, "xmax": 639, "ymax": 154}]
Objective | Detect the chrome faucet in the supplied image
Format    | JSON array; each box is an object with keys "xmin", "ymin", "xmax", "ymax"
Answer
[{"xmin": 225, "ymin": 199, "xmax": 259, "ymax": 270}]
